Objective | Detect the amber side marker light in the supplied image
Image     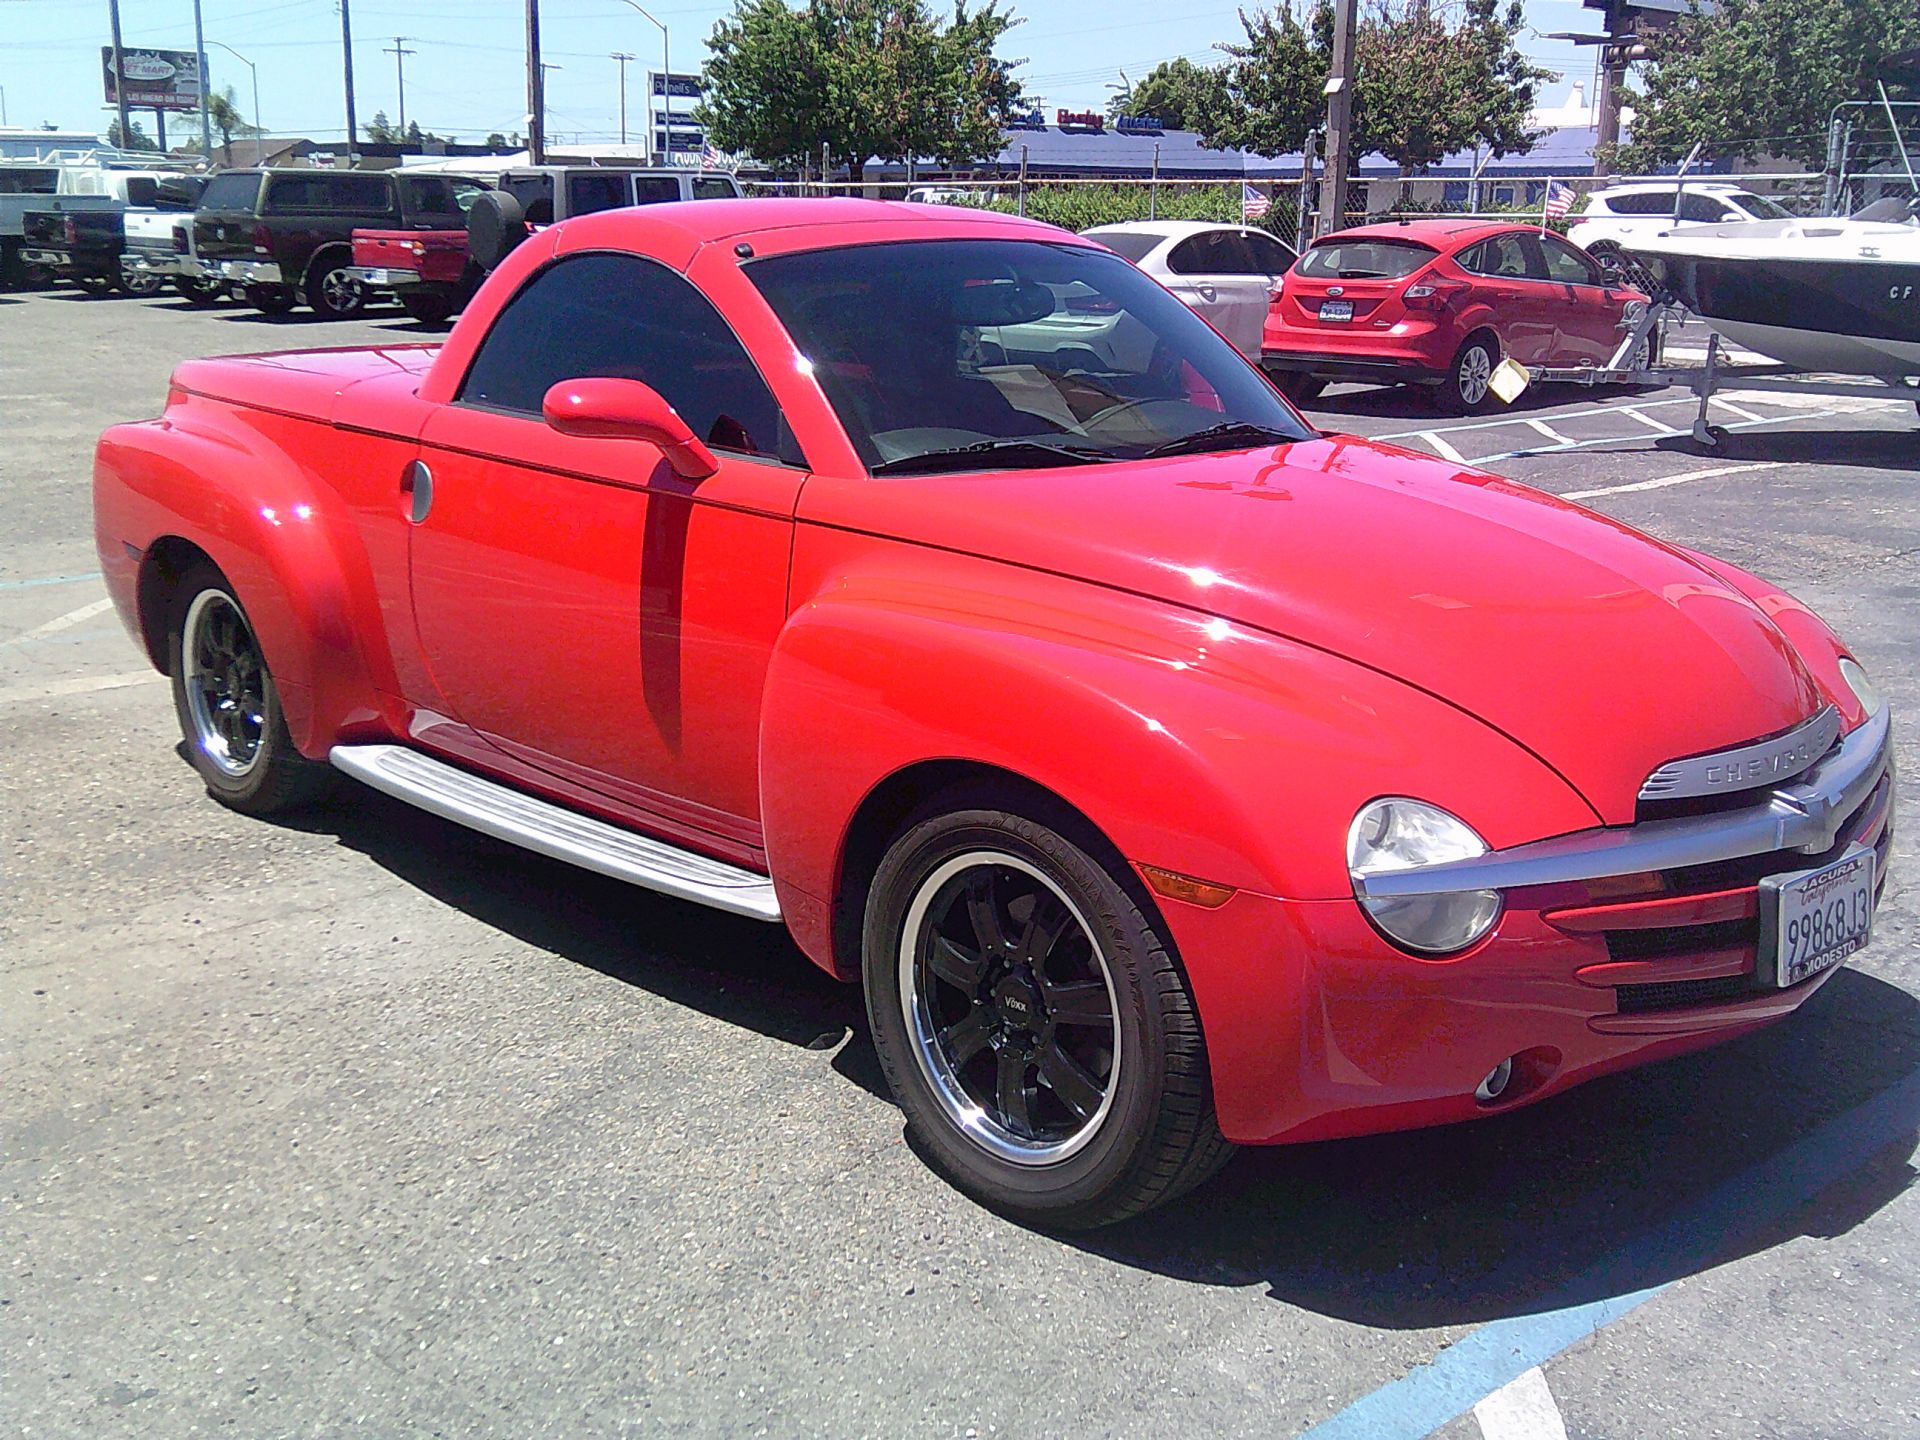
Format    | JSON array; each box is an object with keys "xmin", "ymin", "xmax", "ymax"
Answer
[{"xmin": 1138, "ymin": 864, "xmax": 1236, "ymax": 909}]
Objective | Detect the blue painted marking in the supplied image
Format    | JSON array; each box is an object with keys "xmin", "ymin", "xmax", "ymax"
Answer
[
  {"xmin": 0, "ymin": 571, "xmax": 103, "ymax": 591},
  {"xmin": 1299, "ymin": 1063, "xmax": 1920, "ymax": 1440}
]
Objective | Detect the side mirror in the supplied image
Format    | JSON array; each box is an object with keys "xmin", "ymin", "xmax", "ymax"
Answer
[{"xmin": 541, "ymin": 378, "xmax": 718, "ymax": 480}]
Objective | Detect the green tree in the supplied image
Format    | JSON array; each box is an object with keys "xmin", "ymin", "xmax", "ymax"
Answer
[
  {"xmin": 207, "ymin": 84, "xmax": 258, "ymax": 150},
  {"xmin": 697, "ymin": 0, "xmax": 1027, "ymax": 179},
  {"xmin": 1352, "ymin": 0, "xmax": 1549, "ymax": 178},
  {"xmin": 1107, "ymin": 57, "xmax": 1229, "ymax": 129},
  {"xmin": 1614, "ymin": 0, "xmax": 1920, "ymax": 170},
  {"xmin": 107, "ymin": 117, "xmax": 160, "ymax": 152},
  {"xmin": 1183, "ymin": 1, "xmax": 1548, "ymax": 174},
  {"xmin": 364, "ymin": 109, "xmax": 401, "ymax": 144}
]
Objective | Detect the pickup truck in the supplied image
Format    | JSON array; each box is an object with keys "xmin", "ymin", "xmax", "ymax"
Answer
[
  {"xmin": 121, "ymin": 175, "xmax": 212, "ymax": 298},
  {"xmin": 0, "ymin": 162, "xmax": 119, "ymax": 288},
  {"xmin": 93, "ymin": 198, "xmax": 1895, "ymax": 1229},
  {"xmin": 21, "ymin": 172, "xmax": 205, "ymax": 296},
  {"xmin": 353, "ymin": 167, "xmax": 742, "ymax": 320},
  {"xmin": 192, "ymin": 167, "xmax": 491, "ymax": 319}
]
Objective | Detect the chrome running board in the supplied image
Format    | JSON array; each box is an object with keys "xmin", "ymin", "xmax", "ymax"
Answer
[{"xmin": 328, "ymin": 743, "xmax": 782, "ymax": 922}]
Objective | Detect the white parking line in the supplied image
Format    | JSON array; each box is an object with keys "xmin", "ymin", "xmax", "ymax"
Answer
[
  {"xmin": 1617, "ymin": 407, "xmax": 1677, "ymax": 434},
  {"xmin": 1473, "ymin": 1367, "xmax": 1570, "ymax": 1440},
  {"xmin": 1419, "ymin": 430, "xmax": 1467, "ymax": 463},
  {"xmin": 1524, "ymin": 417, "xmax": 1568, "ymax": 443},
  {"xmin": 0, "ymin": 670, "xmax": 163, "ymax": 706},
  {"xmin": 2, "ymin": 597, "xmax": 112, "ymax": 647},
  {"xmin": 1711, "ymin": 397, "xmax": 1769, "ymax": 423},
  {"xmin": 1560, "ymin": 461, "xmax": 1782, "ymax": 501}
]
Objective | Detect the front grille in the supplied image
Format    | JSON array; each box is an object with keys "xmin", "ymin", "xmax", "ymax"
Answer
[
  {"xmin": 1605, "ymin": 916, "xmax": 1756, "ymax": 962},
  {"xmin": 1615, "ymin": 974, "xmax": 1754, "ymax": 1014}
]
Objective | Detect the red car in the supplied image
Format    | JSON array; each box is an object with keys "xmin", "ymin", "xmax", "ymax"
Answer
[
  {"xmin": 94, "ymin": 200, "xmax": 1892, "ymax": 1229},
  {"xmin": 1262, "ymin": 218, "xmax": 1652, "ymax": 412}
]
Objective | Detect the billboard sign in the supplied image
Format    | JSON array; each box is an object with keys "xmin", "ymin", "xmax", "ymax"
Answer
[{"xmin": 102, "ymin": 46, "xmax": 205, "ymax": 112}]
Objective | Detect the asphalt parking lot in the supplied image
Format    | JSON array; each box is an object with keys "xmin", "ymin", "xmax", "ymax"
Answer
[{"xmin": 3, "ymin": 286, "xmax": 1917, "ymax": 1440}]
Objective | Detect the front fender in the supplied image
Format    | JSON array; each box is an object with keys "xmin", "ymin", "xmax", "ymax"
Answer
[
  {"xmin": 93, "ymin": 399, "xmax": 398, "ymax": 755},
  {"xmin": 761, "ymin": 530, "xmax": 1601, "ymax": 968}
]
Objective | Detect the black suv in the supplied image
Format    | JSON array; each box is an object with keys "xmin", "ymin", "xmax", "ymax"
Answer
[{"xmin": 192, "ymin": 168, "xmax": 489, "ymax": 319}]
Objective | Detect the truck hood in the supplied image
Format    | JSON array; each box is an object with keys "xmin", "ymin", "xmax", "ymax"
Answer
[{"xmin": 800, "ymin": 434, "xmax": 1827, "ymax": 823}]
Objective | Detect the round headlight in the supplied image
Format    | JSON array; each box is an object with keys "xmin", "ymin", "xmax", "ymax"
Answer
[
  {"xmin": 1839, "ymin": 657, "xmax": 1883, "ymax": 718},
  {"xmin": 1347, "ymin": 798, "xmax": 1502, "ymax": 955}
]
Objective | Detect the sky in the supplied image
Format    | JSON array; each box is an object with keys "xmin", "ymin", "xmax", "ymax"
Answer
[{"xmin": 1, "ymin": 0, "xmax": 1604, "ymax": 147}]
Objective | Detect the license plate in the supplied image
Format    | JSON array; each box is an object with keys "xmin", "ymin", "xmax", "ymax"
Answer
[
  {"xmin": 1758, "ymin": 846, "xmax": 1875, "ymax": 988},
  {"xmin": 1318, "ymin": 299, "xmax": 1354, "ymax": 322}
]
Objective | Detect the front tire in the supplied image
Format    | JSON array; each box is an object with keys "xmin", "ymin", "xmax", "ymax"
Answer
[
  {"xmin": 398, "ymin": 291, "xmax": 455, "ymax": 325},
  {"xmin": 864, "ymin": 800, "xmax": 1233, "ymax": 1229},
  {"xmin": 167, "ymin": 567, "xmax": 332, "ymax": 815},
  {"xmin": 245, "ymin": 283, "xmax": 297, "ymax": 314}
]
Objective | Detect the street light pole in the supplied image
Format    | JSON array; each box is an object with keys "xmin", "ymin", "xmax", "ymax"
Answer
[
  {"xmin": 341, "ymin": 0, "xmax": 359, "ymax": 162},
  {"xmin": 385, "ymin": 37, "xmax": 416, "ymax": 135},
  {"xmin": 619, "ymin": 2, "xmax": 670, "ymax": 164},
  {"xmin": 191, "ymin": 0, "xmax": 213, "ymax": 155},
  {"xmin": 612, "ymin": 52, "xmax": 635, "ymax": 146},
  {"xmin": 206, "ymin": 41, "xmax": 261, "ymax": 153}
]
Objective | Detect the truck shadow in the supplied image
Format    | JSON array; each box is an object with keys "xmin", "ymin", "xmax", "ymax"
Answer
[
  {"xmin": 263, "ymin": 778, "xmax": 886, "ymax": 1102},
  {"xmin": 1070, "ymin": 966, "xmax": 1920, "ymax": 1329},
  {"xmin": 246, "ymin": 756, "xmax": 1917, "ymax": 1328}
]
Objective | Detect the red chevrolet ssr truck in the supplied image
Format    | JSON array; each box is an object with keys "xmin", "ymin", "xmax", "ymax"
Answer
[{"xmin": 94, "ymin": 199, "xmax": 1895, "ymax": 1228}]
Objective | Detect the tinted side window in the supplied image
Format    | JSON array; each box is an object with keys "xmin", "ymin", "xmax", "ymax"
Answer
[
  {"xmin": 1461, "ymin": 233, "xmax": 1539, "ymax": 280},
  {"xmin": 1243, "ymin": 231, "xmax": 1296, "ymax": 274},
  {"xmin": 1167, "ymin": 233, "xmax": 1230, "ymax": 275},
  {"xmin": 630, "ymin": 176, "xmax": 680, "ymax": 204},
  {"xmin": 199, "ymin": 172, "xmax": 262, "ymax": 211},
  {"xmin": 1678, "ymin": 192, "xmax": 1733, "ymax": 222},
  {"xmin": 459, "ymin": 253, "xmax": 792, "ymax": 463},
  {"xmin": 1539, "ymin": 234, "xmax": 1601, "ymax": 284},
  {"xmin": 567, "ymin": 172, "xmax": 628, "ymax": 215},
  {"xmin": 691, "ymin": 177, "xmax": 738, "ymax": 200},
  {"xmin": 268, "ymin": 172, "xmax": 392, "ymax": 213},
  {"xmin": 1603, "ymin": 191, "xmax": 1668, "ymax": 215},
  {"xmin": 399, "ymin": 175, "xmax": 488, "ymax": 219}
]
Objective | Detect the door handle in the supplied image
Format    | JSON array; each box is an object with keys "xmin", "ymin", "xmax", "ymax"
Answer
[
  {"xmin": 1197, "ymin": 283, "xmax": 1218, "ymax": 301},
  {"xmin": 401, "ymin": 459, "xmax": 433, "ymax": 524}
]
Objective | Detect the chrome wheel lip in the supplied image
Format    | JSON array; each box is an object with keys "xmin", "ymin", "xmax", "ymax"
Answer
[
  {"xmin": 1458, "ymin": 345, "xmax": 1493, "ymax": 404},
  {"xmin": 181, "ymin": 589, "xmax": 265, "ymax": 779},
  {"xmin": 898, "ymin": 850, "xmax": 1122, "ymax": 1168}
]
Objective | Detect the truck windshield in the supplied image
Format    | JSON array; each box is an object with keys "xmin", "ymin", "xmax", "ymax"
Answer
[{"xmin": 746, "ymin": 238, "xmax": 1313, "ymax": 474}]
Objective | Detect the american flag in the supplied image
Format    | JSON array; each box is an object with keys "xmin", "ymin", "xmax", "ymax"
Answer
[
  {"xmin": 1241, "ymin": 182, "xmax": 1271, "ymax": 220},
  {"xmin": 1544, "ymin": 180, "xmax": 1577, "ymax": 218},
  {"xmin": 702, "ymin": 140, "xmax": 728, "ymax": 169}
]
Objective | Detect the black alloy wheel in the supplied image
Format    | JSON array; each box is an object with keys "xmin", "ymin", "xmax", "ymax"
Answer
[{"xmin": 865, "ymin": 799, "xmax": 1234, "ymax": 1229}]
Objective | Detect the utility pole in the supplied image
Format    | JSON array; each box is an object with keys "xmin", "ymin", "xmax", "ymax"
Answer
[
  {"xmin": 191, "ymin": 0, "xmax": 213, "ymax": 155},
  {"xmin": 526, "ymin": 0, "xmax": 546, "ymax": 165},
  {"xmin": 340, "ymin": 0, "xmax": 359, "ymax": 162},
  {"xmin": 612, "ymin": 53, "xmax": 634, "ymax": 145},
  {"xmin": 108, "ymin": 0, "xmax": 131, "ymax": 150},
  {"xmin": 385, "ymin": 37, "xmax": 416, "ymax": 135},
  {"xmin": 1319, "ymin": 0, "xmax": 1357, "ymax": 236}
]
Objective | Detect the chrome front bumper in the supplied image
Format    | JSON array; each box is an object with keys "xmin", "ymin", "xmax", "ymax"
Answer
[
  {"xmin": 1358, "ymin": 705, "xmax": 1895, "ymax": 899},
  {"xmin": 215, "ymin": 259, "xmax": 284, "ymax": 286}
]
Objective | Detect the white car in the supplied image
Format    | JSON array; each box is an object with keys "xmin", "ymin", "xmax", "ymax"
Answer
[
  {"xmin": 1082, "ymin": 220, "xmax": 1297, "ymax": 360},
  {"xmin": 1568, "ymin": 182, "xmax": 1796, "ymax": 263}
]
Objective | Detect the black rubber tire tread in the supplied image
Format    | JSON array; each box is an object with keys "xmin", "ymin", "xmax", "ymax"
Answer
[
  {"xmin": 864, "ymin": 790, "xmax": 1234, "ymax": 1230},
  {"xmin": 398, "ymin": 291, "xmax": 455, "ymax": 325},
  {"xmin": 1268, "ymin": 369, "xmax": 1326, "ymax": 405},
  {"xmin": 245, "ymin": 284, "xmax": 297, "ymax": 314},
  {"xmin": 1439, "ymin": 332, "xmax": 1500, "ymax": 416},
  {"xmin": 174, "ymin": 276, "xmax": 222, "ymax": 306},
  {"xmin": 304, "ymin": 252, "xmax": 366, "ymax": 320},
  {"xmin": 166, "ymin": 563, "xmax": 333, "ymax": 817}
]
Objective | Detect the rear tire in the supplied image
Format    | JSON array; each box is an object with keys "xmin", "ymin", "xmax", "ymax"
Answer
[
  {"xmin": 1440, "ymin": 333, "xmax": 1501, "ymax": 415},
  {"xmin": 167, "ymin": 565, "xmax": 333, "ymax": 816},
  {"xmin": 398, "ymin": 291, "xmax": 455, "ymax": 325},
  {"xmin": 863, "ymin": 797, "xmax": 1234, "ymax": 1229},
  {"xmin": 1267, "ymin": 368, "xmax": 1326, "ymax": 405},
  {"xmin": 120, "ymin": 269, "xmax": 163, "ymax": 297},
  {"xmin": 174, "ymin": 276, "xmax": 223, "ymax": 306},
  {"xmin": 74, "ymin": 274, "xmax": 114, "ymax": 297},
  {"xmin": 245, "ymin": 284, "xmax": 297, "ymax": 314},
  {"xmin": 306, "ymin": 254, "xmax": 367, "ymax": 320}
]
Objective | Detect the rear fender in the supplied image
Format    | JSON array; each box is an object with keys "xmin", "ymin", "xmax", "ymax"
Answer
[
  {"xmin": 94, "ymin": 403, "xmax": 396, "ymax": 756},
  {"xmin": 760, "ymin": 536, "xmax": 1600, "ymax": 974}
]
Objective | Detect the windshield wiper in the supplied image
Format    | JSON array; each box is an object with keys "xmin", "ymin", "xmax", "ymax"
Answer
[
  {"xmin": 870, "ymin": 438, "xmax": 1114, "ymax": 476},
  {"xmin": 1138, "ymin": 421, "xmax": 1300, "ymax": 459}
]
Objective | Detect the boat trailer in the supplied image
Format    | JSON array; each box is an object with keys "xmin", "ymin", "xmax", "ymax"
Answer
[{"xmin": 1526, "ymin": 300, "xmax": 1920, "ymax": 448}]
